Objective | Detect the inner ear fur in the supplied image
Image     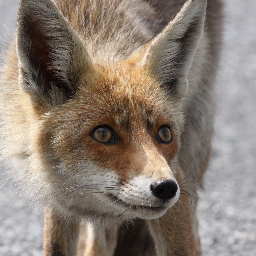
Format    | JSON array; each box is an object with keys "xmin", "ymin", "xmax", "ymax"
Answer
[
  {"xmin": 17, "ymin": 0, "xmax": 92, "ymax": 106},
  {"xmin": 141, "ymin": 0, "xmax": 207, "ymax": 99}
]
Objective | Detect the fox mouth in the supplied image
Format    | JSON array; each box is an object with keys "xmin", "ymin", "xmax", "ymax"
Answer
[{"xmin": 106, "ymin": 193, "xmax": 166, "ymax": 212}]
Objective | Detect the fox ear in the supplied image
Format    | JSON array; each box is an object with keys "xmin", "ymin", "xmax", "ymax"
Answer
[
  {"xmin": 142, "ymin": 0, "xmax": 206, "ymax": 99},
  {"xmin": 17, "ymin": 0, "xmax": 92, "ymax": 106}
]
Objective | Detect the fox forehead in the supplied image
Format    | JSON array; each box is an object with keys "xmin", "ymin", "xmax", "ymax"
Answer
[{"xmin": 69, "ymin": 64, "xmax": 182, "ymax": 130}]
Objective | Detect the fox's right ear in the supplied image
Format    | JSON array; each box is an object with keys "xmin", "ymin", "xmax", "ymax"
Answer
[
  {"xmin": 17, "ymin": 0, "xmax": 92, "ymax": 106},
  {"xmin": 141, "ymin": 0, "xmax": 206, "ymax": 100}
]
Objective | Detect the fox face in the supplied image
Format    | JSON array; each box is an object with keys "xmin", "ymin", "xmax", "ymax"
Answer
[
  {"xmin": 13, "ymin": 0, "xmax": 206, "ymax": 221},
  {"xmin": 35, "ymin": 65, "xmax": 183, "ymax": 220}
]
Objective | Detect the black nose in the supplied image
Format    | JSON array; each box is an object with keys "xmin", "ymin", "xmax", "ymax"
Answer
[{"xmin": 150, "ymin": 180, "xmax": 178, "ymax": 201}]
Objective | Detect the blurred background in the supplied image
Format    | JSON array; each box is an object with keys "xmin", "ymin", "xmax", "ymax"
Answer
[{"xmin": 0, "ymin": 0, "xmax": 255, "ymax": 255}]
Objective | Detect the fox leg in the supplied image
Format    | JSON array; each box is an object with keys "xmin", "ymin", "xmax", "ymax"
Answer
[
  {"xmin": 43, "ymin": 207, "xmax": 80, "ymax": 256},
  {"xmin": 83, "ymin": 222, "xmax": 118, "ymax": 256},
  {"xmin": 147, "ymin": 167, "xmax": 197, "ymax": 256}
]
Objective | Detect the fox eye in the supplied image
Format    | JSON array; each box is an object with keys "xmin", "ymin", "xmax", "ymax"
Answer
[
  {"xmin": 157, "ymin": 125, "xmax": 173, "ymax": 144},
  {"xmin": 90, "ymin": 125, "xmax": 120, "ymax": 144}
]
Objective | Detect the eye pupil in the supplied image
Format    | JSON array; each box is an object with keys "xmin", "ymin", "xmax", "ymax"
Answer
[
  {"xmin": 93, "ymin": 127, "xmax": 112, "ymax": 143},
  {"xmin": 158, "ymin": 126, "xmax": 173, "ymax": 143}
]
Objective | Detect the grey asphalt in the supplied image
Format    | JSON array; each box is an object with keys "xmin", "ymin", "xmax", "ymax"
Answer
[{"xmin": 0, "ymin": 0, "xmax": 256, "ymax": 255}]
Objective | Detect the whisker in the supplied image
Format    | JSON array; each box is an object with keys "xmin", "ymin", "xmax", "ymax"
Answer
[{"xmin": 177, "ymin": 199, "xmax": 190, "ymax": 210}]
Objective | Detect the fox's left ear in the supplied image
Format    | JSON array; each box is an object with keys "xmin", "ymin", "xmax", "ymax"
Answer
[
  {"xmin": 142, "ymin": 0, "xmax": 206, "ymax": 99},
  {"xmin": 16, "ymin": 0, "xmax": 92, "ymax": 107}
]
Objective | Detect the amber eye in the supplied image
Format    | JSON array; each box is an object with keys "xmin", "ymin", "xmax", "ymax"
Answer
[
  {"xmin": 157, "ymin": 125, "xmax": 173, "ymax": 144},
  {"xmin": 90, "ymin": 125, "xmax": 120, "ymax": 144}
]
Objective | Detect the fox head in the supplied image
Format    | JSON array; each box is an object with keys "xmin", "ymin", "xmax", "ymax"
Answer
[{"xmin": 16, "ymin": 0, "xmax": 206, "ymax": 220}]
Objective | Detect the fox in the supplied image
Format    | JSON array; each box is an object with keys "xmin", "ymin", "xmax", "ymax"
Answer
[{"xmin": 0, "ymin": 0, "xmax": 223, "ymax": 255}]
